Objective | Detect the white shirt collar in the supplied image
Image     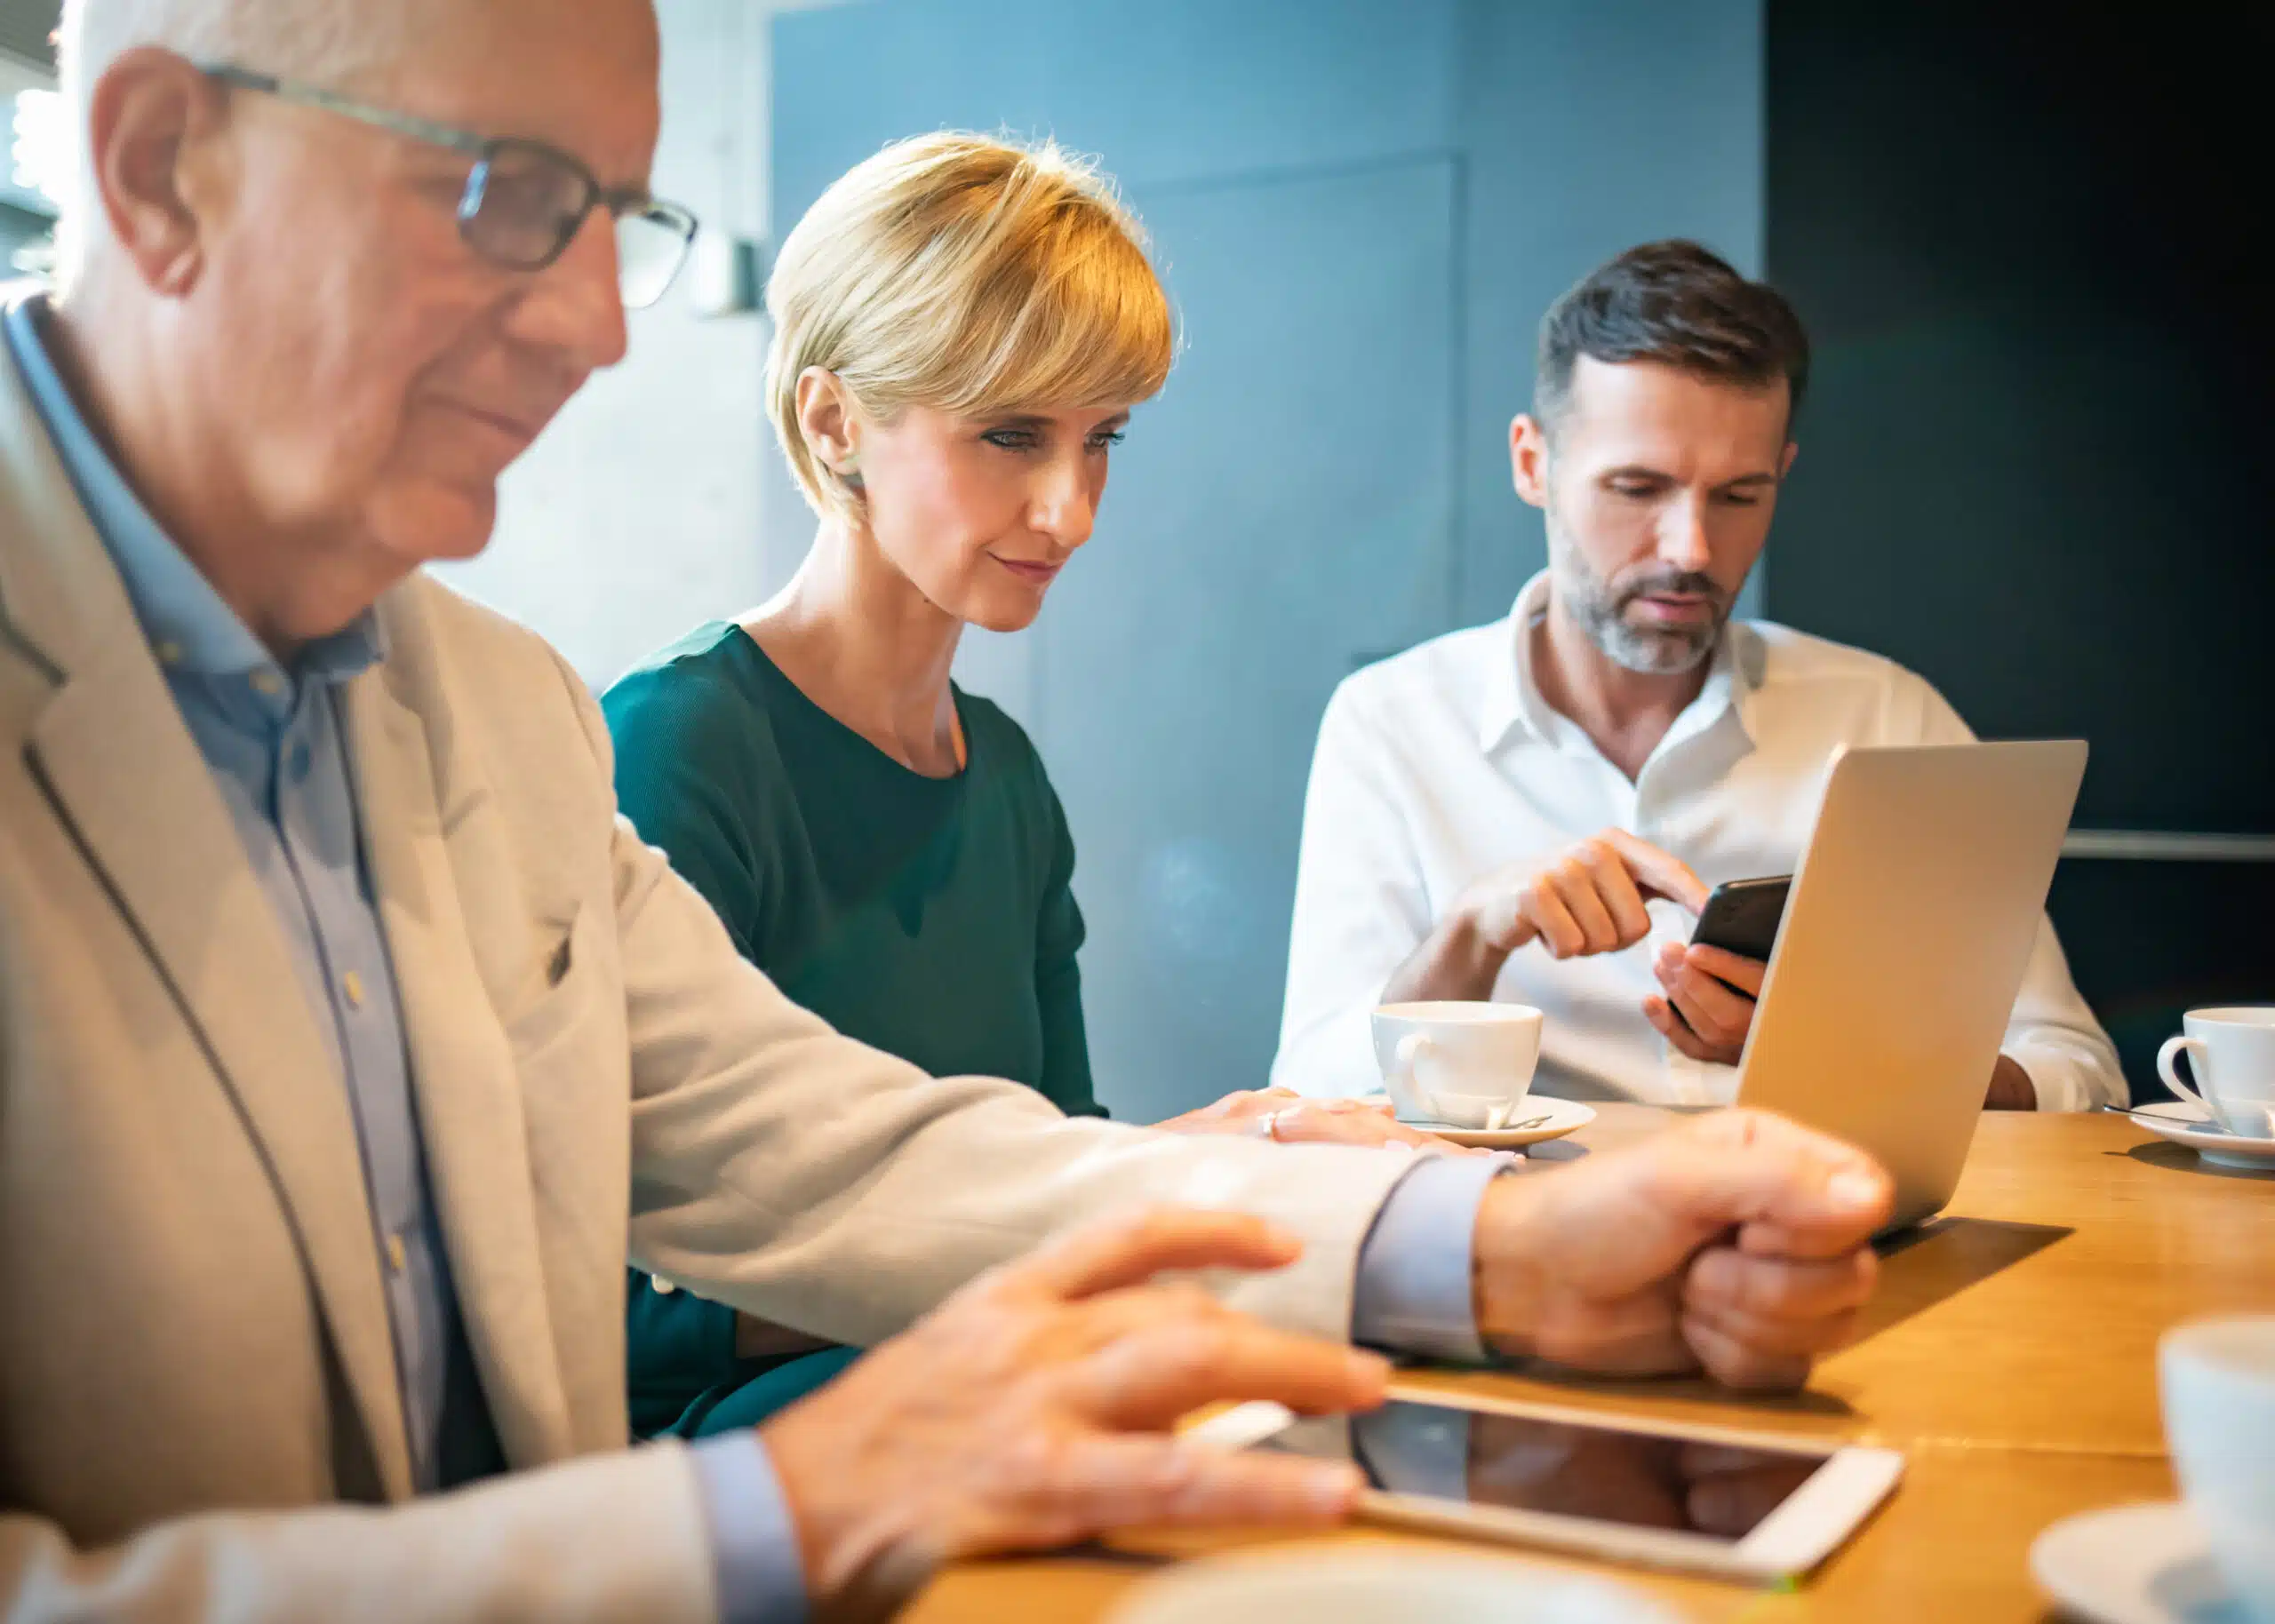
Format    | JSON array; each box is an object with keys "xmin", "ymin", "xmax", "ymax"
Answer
[{"xmin": 1480, "ymin": 569, "xmax": 1759, "ymax": 758}]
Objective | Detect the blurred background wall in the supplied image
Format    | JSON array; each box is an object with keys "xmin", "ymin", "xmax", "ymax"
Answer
[{"xmin": 5, "ymin": 0, "xmax": 2263, "ymax": 1114}]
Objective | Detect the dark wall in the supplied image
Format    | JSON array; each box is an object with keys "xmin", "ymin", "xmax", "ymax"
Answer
[{"xmin": 1765, "ymin": 4, "xmax": 2275, "ymax": 1097}]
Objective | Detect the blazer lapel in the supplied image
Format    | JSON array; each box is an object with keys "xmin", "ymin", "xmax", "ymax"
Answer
[
  {"xmin": 342, "ymin": 645, "xmax": 574, "ymax": 1467},
  {"xmin": 1, "ymin": 319, "xmax": 416, "ymax": 1500},
  {"xmin": 23, "ymin": 615, "xmax": 418, "ymax": 1501}
]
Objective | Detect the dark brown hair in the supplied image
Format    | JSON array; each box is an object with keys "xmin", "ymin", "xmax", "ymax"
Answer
[{"xmin": 1536, "ymin": 240, "xmax": 1811, "ymax": 434}]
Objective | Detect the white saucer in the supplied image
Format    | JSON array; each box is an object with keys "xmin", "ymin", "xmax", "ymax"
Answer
[
  {"xmin": 1398, "ymin": 1096, "xmax": 1595, "ymax": 1150},
  {"xmin": 2032, "ymin": 1501, "xmax": 2256, "ymax": 1624},
  {"xmin": 2126, "ymin": 1102, "xmax": 2275, "ymax": 1172}
]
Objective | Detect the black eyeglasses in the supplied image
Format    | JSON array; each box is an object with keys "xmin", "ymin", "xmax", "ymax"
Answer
[{"xmin": 202, "ymin": 63, "xmax": 699, "ymax": 310}]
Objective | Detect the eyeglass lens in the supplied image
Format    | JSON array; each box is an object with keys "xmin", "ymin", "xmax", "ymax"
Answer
[{"xmin": 460, "ymin": 141, "xmax": 692, "ymax": 309}]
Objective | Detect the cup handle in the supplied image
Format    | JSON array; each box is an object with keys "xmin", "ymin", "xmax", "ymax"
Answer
[
  {"xmin": 1385, "ymin": 1032, "xmax": 1440, "ymax": 1123},
  {"xmin": 2158, "ymin": 1036, "xmax": 2218, "ymax": 1118}
]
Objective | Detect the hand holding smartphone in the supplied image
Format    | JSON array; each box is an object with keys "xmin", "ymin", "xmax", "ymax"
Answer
[{"xmin": 1648, "ymin": 876, "xmax": 1790, "ymax": 1063}]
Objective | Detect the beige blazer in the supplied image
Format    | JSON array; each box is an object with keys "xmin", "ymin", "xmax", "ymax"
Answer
[{"xmin": 0, "ymin": 321, "xmax": 1414, "ymax": 1622}]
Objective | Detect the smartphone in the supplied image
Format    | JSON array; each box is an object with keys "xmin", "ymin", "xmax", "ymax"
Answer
[
  {"xmin": 1188, "ymin": 1389, "xmax": 1902, "ymax": 1582},
  {"xmin": 1690, "ymin": 875, "xmax": 1792, "ymax": 964}
]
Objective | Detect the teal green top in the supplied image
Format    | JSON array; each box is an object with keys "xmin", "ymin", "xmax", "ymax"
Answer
[{"xmin": 606, "ymin": 622, "xmax": 1100, "ymax": 1435}]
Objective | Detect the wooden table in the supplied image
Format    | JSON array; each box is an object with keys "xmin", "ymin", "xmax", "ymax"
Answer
[{"xmin": 907, "ymin": 1108, "xmax": 2275, "ymax": 1622}]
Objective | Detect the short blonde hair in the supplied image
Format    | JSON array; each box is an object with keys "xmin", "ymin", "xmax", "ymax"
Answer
[{"xmin": 765, "ymin": 131, "xmax": 1175, "ymax": 523}]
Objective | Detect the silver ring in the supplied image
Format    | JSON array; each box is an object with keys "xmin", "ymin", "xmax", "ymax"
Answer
[{"xmin": 1250, "ymin": 1109, "xmax": 1281, "ymax": 1142}]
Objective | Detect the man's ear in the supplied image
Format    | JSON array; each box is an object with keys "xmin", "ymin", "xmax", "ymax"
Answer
[
  {"xmin": 1510, "ymin": 412, "xmax": 1553, "ymax": 511},
  {"xmin": 84, "ymin": 48, "xmax": 229, "ymax": 297}
]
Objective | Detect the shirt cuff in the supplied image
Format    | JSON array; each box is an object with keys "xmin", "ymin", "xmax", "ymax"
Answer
[
  {"xmin": 1350, "ymin": 1151, "xmax": 1505, "ymax": 1364},
  {"xmin": 692, "ymin": 1433, "xmax": 809, "ymax": 1624}
]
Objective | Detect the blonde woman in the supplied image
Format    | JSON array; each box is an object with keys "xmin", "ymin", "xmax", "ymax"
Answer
[{"xmin": 609, "ymin": 133, "xmax": 1461, "ymax": 1440}]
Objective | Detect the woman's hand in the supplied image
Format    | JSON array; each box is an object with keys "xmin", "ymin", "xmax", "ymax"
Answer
[{"xmin": 1154, "ymin": 1087, "xmax": 1487, "ymax": 1154}]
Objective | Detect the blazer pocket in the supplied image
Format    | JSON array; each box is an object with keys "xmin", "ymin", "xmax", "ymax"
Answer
[{"xmin": 499, "ymin": 903, "xmax": 598, "ymax": 1063}]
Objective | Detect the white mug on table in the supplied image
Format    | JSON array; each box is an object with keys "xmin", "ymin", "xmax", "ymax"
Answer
[
  {"xmin": 1371, "ymin": 1001, "xmax": 1543, "ymax": 1129},
  {"xmin": 2158, "ymin": 1007, "xmax": 2275, "ymax": 1139},
  {"xmin": 2161, "ymin": 1316, "xmax": 2275, "ymax": 1621}
]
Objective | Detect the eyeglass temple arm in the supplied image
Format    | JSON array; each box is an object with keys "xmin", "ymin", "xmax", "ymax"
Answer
[{"xmin": 198, "ymin": 62, "xmax": 490, "ymax": 160}]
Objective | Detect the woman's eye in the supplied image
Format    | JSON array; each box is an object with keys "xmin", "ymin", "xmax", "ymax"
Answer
[
  {"xmin": 982, "ymin": 429, "xmax": 1040, "ymax": 451},
  {"xmin": 1087, "ymin": 430, "xmax": 1127, "ymax": 452}
]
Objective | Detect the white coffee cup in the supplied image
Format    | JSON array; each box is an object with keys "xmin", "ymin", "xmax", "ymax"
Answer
[
  {"xmin": 2158, "ymin": 1007, "xmax": 2275, "ymax": 1140},
  {"xmin": 2160, "ymin": 1316, "xmax": 2275, "ymax": 1620},
  {"xmin": 1371, "ymin": 1001, "xmax": 1543, "ymax": 1129}
]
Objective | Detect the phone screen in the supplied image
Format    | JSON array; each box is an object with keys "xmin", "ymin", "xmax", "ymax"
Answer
[{"xmin": 1266, "ymin": 1398, "xmax": 1828, "ymax": 1541}]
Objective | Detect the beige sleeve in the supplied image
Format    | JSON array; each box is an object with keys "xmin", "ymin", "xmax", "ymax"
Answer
[
  {"xmin": 1, "ymin": 1445, "xmax": 717, "ymax": 1624},
  {"xmin": 567, "ymin": 672, "xmax": 1419, "ymax": 1348}
]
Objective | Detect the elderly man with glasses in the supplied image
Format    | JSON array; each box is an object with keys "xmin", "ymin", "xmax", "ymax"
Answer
[{"xmin": 0, "ymin": 3, "xmax": 1897, "ymax": 1620}]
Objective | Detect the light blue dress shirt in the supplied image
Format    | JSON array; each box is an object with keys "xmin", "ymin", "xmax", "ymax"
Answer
[{"xmin": 6, "ymin": 293, "xmax": 1489, "ymax": 1624}]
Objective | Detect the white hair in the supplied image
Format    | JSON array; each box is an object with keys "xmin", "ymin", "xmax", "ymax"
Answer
[{"xmin": 53, "ymin": 0, "xmax": 389, "ymax": 290}]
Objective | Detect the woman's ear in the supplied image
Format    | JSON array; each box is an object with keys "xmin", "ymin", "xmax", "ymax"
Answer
[{"xmin": 795, "ymin": 367, "xmax": 861, "ymax": 478}]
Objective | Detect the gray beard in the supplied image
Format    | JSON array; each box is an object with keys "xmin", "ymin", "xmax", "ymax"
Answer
[{"xmin": 1550, "ymin": 538, "xmax": 1728, "ymax": 676}]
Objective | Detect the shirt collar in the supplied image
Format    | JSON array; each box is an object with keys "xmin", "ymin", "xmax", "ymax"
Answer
[
  {"xmin": 3, "ymin": 293, "xmax": 383, "ymax": 690},
  {"xmin": 1480, "ymin": 568, "xmax": 1756, "ymax": 756}
]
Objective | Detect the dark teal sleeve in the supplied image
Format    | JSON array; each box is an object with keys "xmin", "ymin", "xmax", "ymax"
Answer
[
  {"xmin": 602, "ymin": 657, "xmax": 771, "ymax": 960},
  {"xmin": 1034, "ymin": 771, "xmax": 1105, "ymax": 1119}
]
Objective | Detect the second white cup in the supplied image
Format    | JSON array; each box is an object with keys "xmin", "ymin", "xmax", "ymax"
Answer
[
  {"xmin": 2159, "ymin": 1007, "xmax": 2275, "ymax": 1140},
  {"xmin": 1371, "ymin": 1001, "xmax": 1544, "ymax": 1129},
  {"xmin": 2161, "ymin": 1316, "xmax": 2275, "ymax": 1620}
]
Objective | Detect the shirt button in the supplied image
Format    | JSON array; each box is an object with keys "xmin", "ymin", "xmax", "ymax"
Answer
[
  {"xmin": 651, "ymin": 1276, "xmax": 678, "ymax": 1295},
  {"xmin": 250, "ymin": 669, "xmax": 285, "ymax": 697},
  {"xmin": 155, "ymin": 640, "xmax": 185, "ymax": 666},
  {"xmin": 386, "ymin": 1233, "xmax": 408, "ymax": 1274},
  {"xmin": 342, "ymin": 970, "xmax": 366, "ymax": 1008}
]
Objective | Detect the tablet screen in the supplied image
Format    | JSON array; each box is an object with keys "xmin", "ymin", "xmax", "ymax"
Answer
[{"xmin": 1268, "ymin": 1397, "xmax": 1828, "ymax": 1541}]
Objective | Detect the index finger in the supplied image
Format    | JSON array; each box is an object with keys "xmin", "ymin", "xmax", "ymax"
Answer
[
  {"xmin": 1002, "ymin": 1208, "xmax": 1304, "ymax": 1303},
  {"xmin": 1072, "ymin": 1314, "xmax": 1389, "ymax": 1428},
  {"xmin": 1601, "ymin": 829, "xmax": 1711, "ymax": 913}
]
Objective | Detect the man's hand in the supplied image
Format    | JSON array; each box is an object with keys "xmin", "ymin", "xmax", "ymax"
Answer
[
  {"xmin": 762, "ymin": 1211, "xmax": 1385, "ymax": 1612},
  {"xmin": 1984, "ymin": 1055, "xmax": 2038, "ymax": 1111},
  {"xmin": 1385, "ymin": 831, "xmax": 1711, "ymax": 1007},
  {"xmin": 1645, "ymin": 942, "xmax": 1766, "ymax": 1065},
  {"xmin": 1463, "ymin": 830, "xmax": 1712, "ymax": 961},
  {"xmin": 1471, "ymin": 1110, "xmax": 1891, "ymax": 1390}
]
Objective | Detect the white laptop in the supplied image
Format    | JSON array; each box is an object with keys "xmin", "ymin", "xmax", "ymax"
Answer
[{"xmin": 1735, "ymin": 741, "xmax": 2088, "ymax": 1230}]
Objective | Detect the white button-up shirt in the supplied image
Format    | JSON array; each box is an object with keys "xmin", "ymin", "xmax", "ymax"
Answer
[{"xmin": 1271, "ymin": 571, "xmax": 2123, "ymax": 1112}]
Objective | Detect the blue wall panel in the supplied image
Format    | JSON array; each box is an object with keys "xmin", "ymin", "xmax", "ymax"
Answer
[{"xmin": 769, "ymin": 0, "xmax": 1763, "ymax": 1114}]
